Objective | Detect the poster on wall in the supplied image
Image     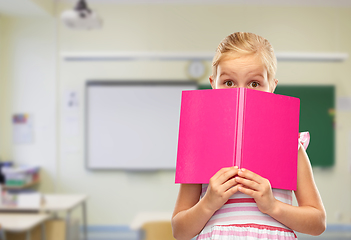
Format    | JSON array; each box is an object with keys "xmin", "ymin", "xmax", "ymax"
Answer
[
  {"xmin": 13, "ymin": 114, "xmax": 34, "ymax": 144},
  {"xmin": 63, "ymin": 90, "xmax": 79, "ymax": 137}
]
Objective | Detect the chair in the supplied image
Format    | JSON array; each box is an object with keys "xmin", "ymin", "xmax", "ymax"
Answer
[
  {"xmin": 0, "ymin": 225, "xmax": 6, "ymax": 240},
  {"xmin": 141, "ymin": 221, "xmax": 175, "ymax": 240}
]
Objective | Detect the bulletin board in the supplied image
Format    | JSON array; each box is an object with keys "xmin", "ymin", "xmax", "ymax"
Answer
[
  {"xmin": 199, "ymin": 85, "xmax": 335, "ymax": 167},
  {"xmin": 85, "ymin": 81, "xmax": 197, "ymax": 170}
]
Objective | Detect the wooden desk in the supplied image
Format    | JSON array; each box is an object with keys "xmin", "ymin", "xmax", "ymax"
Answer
[
  {"xmin": 131, "ymin": 212, "xmax": 174, "ymax": 240},
  {"xmin": 0, "ymin": 194, "xmax": 87, "ymax": 240},
  {"xmin": 0, "ymin": 213, "xmax": 49, "ymax": 240},
  {"xmin": 130, "ymin": 212, "xmax": 172, "ymax": 230},
  {"xmin": 43, "ymin": 195, "xmax": 87, "ymax": 240}
]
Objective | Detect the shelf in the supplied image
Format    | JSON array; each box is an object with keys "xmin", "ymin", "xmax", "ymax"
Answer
[{"xmin": 3, "ymin": 179, "xmax": 40, "ymax": 190}]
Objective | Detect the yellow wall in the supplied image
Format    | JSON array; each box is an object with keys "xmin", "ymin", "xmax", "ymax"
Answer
[
  {"xmin": 0, "ymin": 16, "xmax": 3, "ymax": 158},
  {"xmin": 30, "ymin": 0, "xmax": 54, "ymax": 15},
  {"xmin": 1, "ymin": 3, "xmax": 351, "ymax": 227},
  {"xmin": 0, "ymin": 15, "xmax": 57, "ymax": 192},
  {"xmin": 0, "ymin": 16, "xmax": 3, "ymax": 156},
  {"xmin": 0, "ymin": 16, "xmax": 10, "ymax": 160}
]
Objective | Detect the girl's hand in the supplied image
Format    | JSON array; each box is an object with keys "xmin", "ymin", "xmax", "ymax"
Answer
[
  {"xmin": 202, "ymin": 166, "xmax": 240, "ymax": 213},
  {"xmin": 235, "ymin": 168, "xmax": 277, "ymax": 215}
]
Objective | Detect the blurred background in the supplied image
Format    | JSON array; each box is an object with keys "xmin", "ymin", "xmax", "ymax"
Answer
[{"xmin": 0, "ymin": 0, "xmax": 350, "ymax": 239}]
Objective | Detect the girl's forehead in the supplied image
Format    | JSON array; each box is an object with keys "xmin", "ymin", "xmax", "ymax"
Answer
[
  {"xmin": 221, "ymin": 52, "xmax": 261, "ymax": 62},
  {"xmin": 219, "ymin": 54, "xmax": 266, "ymax": 69}
]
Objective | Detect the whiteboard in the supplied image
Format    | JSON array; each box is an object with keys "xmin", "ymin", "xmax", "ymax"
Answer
[{"xmin": 86, "ymin": 81, "xmax": 197, "ymax": 170}]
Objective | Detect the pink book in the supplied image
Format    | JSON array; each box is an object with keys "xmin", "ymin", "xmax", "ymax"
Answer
[{"xmin": 175, "ymin": 88, "xmax": 300, "ymax": 190}]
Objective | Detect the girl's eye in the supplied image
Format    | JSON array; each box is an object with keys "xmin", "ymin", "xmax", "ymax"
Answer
[
  {"xmin": 249, "ymin": 81, "xmax": 259, "ymax": 88},
  {"xmin": 225, "ymin": 81, "xmax": 234, "ymax": 87}
]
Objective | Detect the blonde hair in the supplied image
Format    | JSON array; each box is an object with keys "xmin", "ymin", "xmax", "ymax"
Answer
[{"xmin": 212, "ymin": 32, "xmax": 277, "ymax": 85}]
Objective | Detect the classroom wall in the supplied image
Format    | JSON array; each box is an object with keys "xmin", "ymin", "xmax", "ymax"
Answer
[
  {"xmin": 0, "ymin": 16, "xmax": 4, "ymax": 156},
  {"xmin": 0, "ymin": 15, "xmax": 57, "ymax": 192},
  {"xmin": 1, "ymin": 3, "xmax": 351, "ymax": 227},
  {"xmin": 0, "ymin": 16, "xmax": 12, "ymax": 162},
  {"xmin": 30, "ymin": 0, "xmax": 54, "ymax": 15}
]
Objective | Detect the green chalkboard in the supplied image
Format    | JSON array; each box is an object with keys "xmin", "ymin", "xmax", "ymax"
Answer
[
  {"xmin": 275, "ymin": 85, "xmax": 335, "ymax": 167},
  {"xmin": 198, "ymin": 84, "xmax": 335, "ymax": 167}
]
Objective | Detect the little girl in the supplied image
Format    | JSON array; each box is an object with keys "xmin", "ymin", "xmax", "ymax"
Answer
[{"xmin": 172, "ymin": 32, "xmax": 326, "ymax": 240}]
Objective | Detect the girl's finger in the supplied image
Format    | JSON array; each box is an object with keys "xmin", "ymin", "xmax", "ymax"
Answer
[
  {"xmin": 235, "ymin": 176, "xmax": 260, "ymax": 191},
  {"xmin": 221, "ymin": 176, "xmax": 239, "ymax": 191},
  {"xmin": 210, "ymin": 167, "xmax": 239, "ymax": 185},
  {"xmin": 238, "ymin": 185, "xmax": 256, "ymax": 198},
  {"xmin": 238, "ymin": 168, "xmax": 262, "ymax": 184},
  {"xmin": 211, "ymin": 166, "xmax": 236, "ymax": 182},
  {"xmin": 224, "ymin": 184, "xmax": 241, "ymax": 198},
  {"xmin": 215, "ymin": 166, "xmax": 239, "ymax": 185}
]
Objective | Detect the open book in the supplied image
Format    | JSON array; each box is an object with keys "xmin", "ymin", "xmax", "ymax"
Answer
[{"xmin": 175, "ymin": 88, "xmax": 300, "ymax": 190}]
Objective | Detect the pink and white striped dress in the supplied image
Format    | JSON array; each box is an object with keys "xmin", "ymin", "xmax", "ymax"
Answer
[{"xmin": 196, "ymin": 132, "xmax": 310, "ymax": 240}]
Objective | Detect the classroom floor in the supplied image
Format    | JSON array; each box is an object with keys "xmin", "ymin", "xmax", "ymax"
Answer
[
  {"xmin": 84, "ymin": 226, "xmax": 351, "ymax": 240},
  {"xmin": 296, "ymin": 231, "xmax": 351, "ymax": 240}
]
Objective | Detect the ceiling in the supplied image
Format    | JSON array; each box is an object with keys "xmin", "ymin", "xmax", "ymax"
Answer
[
  {"xmin": 59, "ymin": 0, "xmax": 351, "ymax": 6},
  {"xmin": 1, "ymin": 0, "xmax": 351, "ymax": 17},
  {"xmin": 0, "ymin": 0, "xmax": 46, "ymax": 16}
]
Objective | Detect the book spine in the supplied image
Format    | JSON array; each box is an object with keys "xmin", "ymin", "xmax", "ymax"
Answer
[{"xmin": 235, "ymin": 88, "xmax": 245, "ymax": 168}]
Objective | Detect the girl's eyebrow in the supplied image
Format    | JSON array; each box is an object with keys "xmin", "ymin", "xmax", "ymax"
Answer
[
  {"xmin": 246, "ymin": 68, "xmax": 265, "ymax": 77},
  {"xmin": 247, "ymin": 72, "xmax": 265, "ymax": 79},
  {"xmin": 252, "ymin": 74, "xmax": 264, "ymax": 79},
  {"xmin": 219, "ymin": 71, "xmax": 237, "ymax": 78}
]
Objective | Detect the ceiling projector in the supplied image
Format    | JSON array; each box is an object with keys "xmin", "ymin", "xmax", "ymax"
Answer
[{"xmin": 61, "ymin": 0, "xmax": 102, "ymax": 30}]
